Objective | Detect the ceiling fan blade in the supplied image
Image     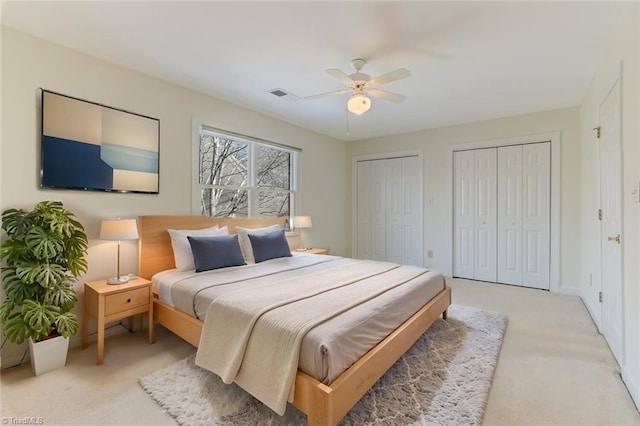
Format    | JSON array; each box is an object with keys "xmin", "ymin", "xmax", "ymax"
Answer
[
  {"xmin": 369, "ymin": 68, "xmax": 411, "ymax": 87},
  {"xmin": 368, "ymin": 89, "xmax": 406, "ymax": 103},
  {"xmin": 304, "ymin": 89, "xmax": 349, "ymax": 100},
  {"xmin": 326, "ymin": 69, "xmax": 355, "ymax": 86}
]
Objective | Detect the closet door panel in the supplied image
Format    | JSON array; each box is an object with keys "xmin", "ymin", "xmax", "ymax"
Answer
[
  {"xmin": 473, "ymin": 148, "xmax": 497, "ymax": 282},
  {"xmin": 522, "ymin": 142, "xmax": 551, "ymax": 289},
  {"xmin": 385, "ymin": 158, "xmax": 403, "ymax": 265},
  {"xmin": 453, "ymin": 150, "xmax": 475, "ymax": 279},
  {"xmin": 371, "ymin": 160, "xmax": 387, "ymax": 261},
  {"xmin": 356, "ymin": 161, "xmax": 373, "ymax": 260},
  {"xmin": 497, "ymin": 145, "xmax": 523, "ymax": 285},
  {"xmin": 356, "ymin": 156, "xmax": 423, "ymax": 266},
  {"xmin": 401, "ymin": 156, "xmax": 423, "ymax": 266}
]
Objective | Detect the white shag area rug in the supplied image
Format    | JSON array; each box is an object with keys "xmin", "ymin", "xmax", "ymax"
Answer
[{"xmin": 140, "ymin": 304, "xmax": 507, "ymax": 425}]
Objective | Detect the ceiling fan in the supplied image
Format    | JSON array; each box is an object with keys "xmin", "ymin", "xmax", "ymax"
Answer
[{"xmin": 305, "ymin": 59, "xmax": 411, "ymax": 115}]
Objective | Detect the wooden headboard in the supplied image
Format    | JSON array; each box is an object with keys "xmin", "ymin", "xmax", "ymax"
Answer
[{"xmin": 138, "ymin": 215, "xmax": 286, "ymax": 280}]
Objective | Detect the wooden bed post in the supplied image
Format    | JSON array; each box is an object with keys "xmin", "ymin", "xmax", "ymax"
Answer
[
  {"xmin": 306, "ymin": 388, "xmax": 333, "ymax": 426},
  {"xmin": 443, "ymin": 309, "xmax": 448, "ymax": 320},
  {"xmin": 294, "ymin": 373, "xmax": 334, "ymax": 426}
]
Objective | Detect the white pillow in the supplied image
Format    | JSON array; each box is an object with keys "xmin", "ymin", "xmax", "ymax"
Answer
[
  {"xmin": 167, "ymin": 225, "xmax": 229, "ymax": 271},
  {"xmin": 235, "ymin": 224, "xmax": 282, "ymax": 263}
]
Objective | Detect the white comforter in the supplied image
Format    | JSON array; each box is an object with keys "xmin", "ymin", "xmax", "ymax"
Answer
[{"xmin": 194, "ymin": 256, "xmax": 432, "ymax": 415}]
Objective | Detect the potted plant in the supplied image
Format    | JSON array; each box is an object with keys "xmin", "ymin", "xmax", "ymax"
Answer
[{"xmin": 0, "ymin": 201, "xmax": 88, "ymax": 375}]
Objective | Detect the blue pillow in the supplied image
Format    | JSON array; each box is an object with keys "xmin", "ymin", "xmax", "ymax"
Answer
[
  {"xmin": 248, "ymin": 230, "xmax": 292, "ymax": 263},
  {"xmin": 187, "ymin": 235, "xmax": 246, "ymax": 272}
]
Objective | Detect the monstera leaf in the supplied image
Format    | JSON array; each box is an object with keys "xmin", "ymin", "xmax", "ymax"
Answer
[
  {"xmin": 22, "ymin": 300, "xmax": 59, "ymax": 339},
  {"xmin": 0, "ymin": 239, "xmax": 29, "ymax": 264},
  {"xmin": 1, "ymin": 268, "xmax": 38, "ymax": 306},
  {"xmin": 1, "ymin": 208, "xmax": 32, "ymax": 239},
  {"xmin": 46, "ymin": 282, "xmax": 77, "ymax": 313},
  {"xmin": 4, "ymin": 314, "xmax": 31, "ymax": 344},
  {"xmin": 54, "ymin": 312, "xmax": 79, "ymax": 338},
  {"xmin": 16, "ymin": 263, "xmax": 68, "ymax": 288},
  {"xmin": 25, "ymin": 227, "xmax": 64, "ymax": 260}
]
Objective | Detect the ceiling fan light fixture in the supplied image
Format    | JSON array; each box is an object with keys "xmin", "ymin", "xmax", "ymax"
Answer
[{"xmin": 347, "ymin": 94, "xmax": 371, "ymax": 115}]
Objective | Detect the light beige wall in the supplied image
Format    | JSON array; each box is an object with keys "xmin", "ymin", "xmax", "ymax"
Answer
[
  {"xmin": 0, "ymin": 28, "xmax": 348, "ymax": 365},
  {"xmin": 347, "ymin": 107, "xmax": 581, "ymax": 293},
  {"xmin": 0, "ymin": 16, "xmax": 4, "ymax": 365},
  {"xmin": 578, "ymin": 1, "xmax": 640, "ymax": 409},
  {"xmin": 0, "ymin": 24, "xmax": 3, "ymax": 212}
]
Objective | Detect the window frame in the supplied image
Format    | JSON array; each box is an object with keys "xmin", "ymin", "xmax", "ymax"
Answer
[{"xmin": 191, "ymin": 119, "xmax": 299, "ymax": 222}]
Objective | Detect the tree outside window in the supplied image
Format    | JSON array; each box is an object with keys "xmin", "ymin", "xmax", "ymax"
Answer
[{"xmin": 198, "ymin": 131, "xmax": 295, "ymax": 219}]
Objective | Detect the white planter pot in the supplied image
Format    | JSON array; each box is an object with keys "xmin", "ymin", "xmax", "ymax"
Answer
[{"xmin": 28, "ymin": 335, "xmax": 69, "ymax": 376}]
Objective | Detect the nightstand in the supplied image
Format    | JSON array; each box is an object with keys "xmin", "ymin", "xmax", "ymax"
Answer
[
  {"xmin": 295, "ymin": 248, "xmax": 329, "ymax": 255},
  {"xmin": 82, "ymin": 278, "xmax": 154, "ymax": 365}
]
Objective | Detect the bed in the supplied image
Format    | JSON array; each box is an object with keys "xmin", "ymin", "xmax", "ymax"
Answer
[{"xmin": 138, "ymin": 215, "xmax": 451, "ymax": 426}]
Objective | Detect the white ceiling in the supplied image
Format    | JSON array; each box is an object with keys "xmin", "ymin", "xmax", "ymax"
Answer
[{"xmin": 2, "ymin": 1, "xmax": 611, "ymax": 141}]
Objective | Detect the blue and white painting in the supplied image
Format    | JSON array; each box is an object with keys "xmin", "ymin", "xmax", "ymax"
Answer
[{"xmin": 41, "ymin": 91, "xmax": 159, "ymax": 193}]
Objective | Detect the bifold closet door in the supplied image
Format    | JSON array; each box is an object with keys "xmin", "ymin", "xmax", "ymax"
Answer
[
  {"xmin": 355, "ymin": 159, "xmax": 387, "ymax": 261},
  {"xmin": 473, "ymin": 149, "xmax": 498, "ymax": 282},
  {"xmin": 399, "ymin": 156, "xmax": 423, "ymax": 267},
  {"xmin": 355, "ymin": 156, "xmax": 423, "ymax": 266},
  {"xmin": 453, "ymin": 148, "xmax": 497, "ymax": 281},
  {"xmin": 372, "ymin": 160, "xmax": 387, "ymax": 261},
  {"xmin": 521, "ymin": 143, "xmax": 550, "ymax": 289},
  {"xmin": 453, "ymin": 150, "xmax": 475, "ymax": 279},
  {"xmin": 496, "ymin": 142, "xmax": 550, "ymax": 289},
  {"xmin": 497, "ymin": 146, "xmax": 523, "ymax": 285},
  {"xmin": 385, "ymin": 158, "xmax": 403, "ymax": 264},
  {"xmin": 356, "ymin": 160, "xmax": 373, "ymax": 260}
]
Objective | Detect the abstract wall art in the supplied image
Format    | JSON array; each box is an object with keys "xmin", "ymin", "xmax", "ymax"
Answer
[{"xmin": 41, "ymin": 90, "xmax": 160, "ymax": 194}]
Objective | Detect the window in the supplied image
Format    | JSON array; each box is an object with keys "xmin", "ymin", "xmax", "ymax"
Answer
[{"xmin": 194, "ymin": 125, "xmax": 298, "ymax": 221}]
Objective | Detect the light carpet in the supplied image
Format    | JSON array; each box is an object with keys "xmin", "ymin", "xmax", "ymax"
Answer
[{"xmin": 139, "ymin": 304, "xmax": 507, "ymax": 425}]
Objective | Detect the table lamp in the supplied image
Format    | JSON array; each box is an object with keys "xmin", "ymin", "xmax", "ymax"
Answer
[
  {"xmin": 100, "ymin": 218, "xmax": 139, "ymax": 285},
  {"xmin": 294, "ymin": 216, "xmax": 312, "ymax": 250}
]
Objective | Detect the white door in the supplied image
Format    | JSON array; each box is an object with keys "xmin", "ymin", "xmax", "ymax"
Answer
[
  {"xmin": 473, "ymin": 148, "xmax": 498, "ymax": 282},
  {"xmin": 402, "ymin": 156, "xmax": 423, "ymax": 267},
  {"xmin": 599, "ymin": 79, "xmax": 623, "ymax": 365},
  {"xmin": 453, "ymin": 150, "xmax": 475, "ymax": 279},
  {"xmin": 355, "ymin": 155, "xmax": 423, "ymax": 266},
  {"xmin": 521, "ymin": 143, "xmax": 551, "ymax": 289},
  {"xmin": 372, "ymin": 160, "xmax": 387, "ymax": 261},
  {"xmin": 457, "ymin": 144, "xmax": 550, "ymax": 287},
  {"xmin": 497, "ymin": 145, "xmax": 523, "ymax": 285},
  {"xmin": 386, "ymin": 158, "xmax": 403, "ymax": 264},
  {"xmin": 356, "ymin": 161, "xmax": 373, "ymax": 260}
]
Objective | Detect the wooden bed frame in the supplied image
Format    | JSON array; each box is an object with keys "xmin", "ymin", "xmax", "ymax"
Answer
[{"xmin": 138, "ymin": 215, "xmax": 451, "ymax": 426}]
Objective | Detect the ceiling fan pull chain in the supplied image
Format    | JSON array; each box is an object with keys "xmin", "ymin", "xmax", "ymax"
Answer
[{"xmin": 346, "ymin": 110, "xmax": 350, "ymax": 136}]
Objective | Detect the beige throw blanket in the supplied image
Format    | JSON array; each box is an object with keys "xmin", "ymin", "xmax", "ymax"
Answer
[{"xmin": 194, "ymin": 258, "xmax": 429, "ymax": 415}]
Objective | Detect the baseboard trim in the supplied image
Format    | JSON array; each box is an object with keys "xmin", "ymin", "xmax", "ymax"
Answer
[
  {"xmin": 558, "ymin": 286, "xmax": 580, "ymax": 296},
  {"xmin": 0, "ymin": 351, "xmax": 28, "ymax": 370},
  {"xmin": 0, "ymin": 322, "xmax": 130, "ymax": 370},
  {"xmin": 622, "ymin": 367, "xmax": 640, "ymax": 412},
  {"xmin": 581, "ymin": 297, "xmax": 602, "ymax": 331}
]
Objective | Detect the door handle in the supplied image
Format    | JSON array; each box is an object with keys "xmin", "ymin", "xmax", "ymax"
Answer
[{"xmin": 607, "ymin": 234, "xmax": 621, "ymax": 244}]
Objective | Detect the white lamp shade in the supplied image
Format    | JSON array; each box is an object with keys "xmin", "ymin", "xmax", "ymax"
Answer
[
  {"xmin": 100, "ymin": 219, "xmax": 139, "ymax": 241},
  {"xmin": 294, "ymin": 216, "xmax": 312, "ymax": 229},
  {"xmin": 347, "ymin": 95, "xmax": 371, "ymax": 115}
]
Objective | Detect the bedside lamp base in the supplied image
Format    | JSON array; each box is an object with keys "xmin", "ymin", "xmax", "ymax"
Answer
[{"xmin": 107, "ymin": 276, "xmax": 130, "ymax": 285}]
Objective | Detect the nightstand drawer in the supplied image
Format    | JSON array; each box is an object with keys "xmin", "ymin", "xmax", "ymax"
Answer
[{"xmin": 104, "ymin": 287, "xmax": 149, "ymax": 316}]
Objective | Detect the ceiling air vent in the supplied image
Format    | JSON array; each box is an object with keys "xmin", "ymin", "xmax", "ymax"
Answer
[{"xmin": 269, "ymin": 88, "xmax": 300, "ymax": 102}]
